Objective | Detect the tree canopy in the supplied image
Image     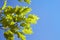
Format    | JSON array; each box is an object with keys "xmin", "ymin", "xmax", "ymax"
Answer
[{"xmin": 0, "ymin": 0, "xmax": 39, "ymax": 40}]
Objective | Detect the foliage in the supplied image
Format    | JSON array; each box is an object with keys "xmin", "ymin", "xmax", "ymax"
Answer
[
  {"xmin": 18, "ymin": 0, "xmax": 31, "ymax": 4},
  {"xmin": 0, "ymin": 0, "xmax": 39, "ymax": 40}
]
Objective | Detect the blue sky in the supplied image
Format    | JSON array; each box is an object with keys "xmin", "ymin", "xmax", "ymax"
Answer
[{"xmin": 0, "ymin": 0, "xmax": 60, "ymax": 40}]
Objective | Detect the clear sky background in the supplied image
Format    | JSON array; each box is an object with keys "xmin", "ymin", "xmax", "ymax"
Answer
[{"xmin": 0, "ymin": 0, "xmax": 60, "ymax": 40}]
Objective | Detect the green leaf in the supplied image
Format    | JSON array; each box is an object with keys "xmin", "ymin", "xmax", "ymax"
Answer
[
  {"xmin": 2, "ymin": 0, "xmax": 7, "ymax": 10},
  {"xmin": 22, "ymin": 28, "xmax": 33, "ymax": 34},
  {"xmin": 18, "ymin": 0, "xmax": 23, "ymax": 2},
  {"xmin": 24, "ymin": 0, "xmax": 31, "ymax": 4},
  {"xmin": 16, "ymin": 32, "xmax": 26, "ymax": 40}
]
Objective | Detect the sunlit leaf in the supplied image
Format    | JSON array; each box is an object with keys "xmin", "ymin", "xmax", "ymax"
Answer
[
  {"xmin": 2, "ymin": 0, "xmax": 7, "ymax": 10},
  {"xmin": 24, "ymin": 0, "xmax": 31, "ymax": 4},
  {"xmin": 22, "ymin": 28, "xmax": 33, "ymax": 34},
  {"xmin": 16, "ymin": 32, "xmax": 26, "ymax": 40}
]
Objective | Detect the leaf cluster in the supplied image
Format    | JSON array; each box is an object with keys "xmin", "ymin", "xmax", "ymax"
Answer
[{"xmin": 0, "ymin": 0, "xmax": 39, "ymax": 40}]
